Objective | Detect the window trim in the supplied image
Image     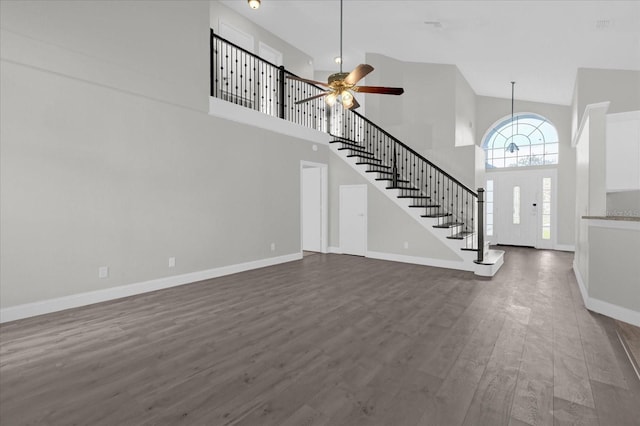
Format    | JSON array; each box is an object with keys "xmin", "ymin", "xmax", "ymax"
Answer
[{"xmin": 482, "ymin": 112, "xmax": 559, "ymax": 169}]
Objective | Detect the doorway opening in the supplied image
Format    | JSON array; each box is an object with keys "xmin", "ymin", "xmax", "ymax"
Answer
[{"xmin": 301, "ymin": 161, "xmax": 328, "ymax": 254}]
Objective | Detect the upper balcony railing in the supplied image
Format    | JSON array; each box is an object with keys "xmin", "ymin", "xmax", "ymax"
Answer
[{"xmin": 210, "ymin": 30, "xmax": 484, "ymax": 261}]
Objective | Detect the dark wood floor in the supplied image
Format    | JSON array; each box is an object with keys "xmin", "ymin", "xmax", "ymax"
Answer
[{"xmin": 1, "ymin": 247, "xmax": 639, "ymax": 425}]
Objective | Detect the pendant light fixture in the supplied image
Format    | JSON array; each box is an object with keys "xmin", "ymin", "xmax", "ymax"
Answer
[
  {"xmin": 248, "ymin": 0, "xmax": 260, "ymax": 10},
  {"xmin": 505, "ymin": 81, "xmax": 519, "ymax": 153}
]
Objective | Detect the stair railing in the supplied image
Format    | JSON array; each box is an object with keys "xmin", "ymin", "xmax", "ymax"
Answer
[{"xmin": 210, "ymin": 30, "xmax": 485, "ymax": 260}]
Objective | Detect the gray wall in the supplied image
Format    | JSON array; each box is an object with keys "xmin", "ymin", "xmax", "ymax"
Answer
[
  {"xmin": 573, "ymin": 68, "xmax": 640, "ymax": 139},
  {"xmin": 589, "ymin": 225, "xmax": 640, "ymax": 313},
  {"xmin": 363, "ymin": 53, "xmax": 477, "ymax": 189},
  {"xmin": 476, "ymin": 96, "xmax": 575, "ymax": 246},
  {"xmin": 0, "ymin": 0, "xmax": 327, "ymax": 308},
  {"xmin": 210, "ymin": 1, "xmax": 313, "ymax": 77}
]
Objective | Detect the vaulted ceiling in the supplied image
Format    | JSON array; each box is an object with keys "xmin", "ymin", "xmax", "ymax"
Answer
[{"xmin": 221, "ymin": 0, "xmax": 640, "ymax": 106}]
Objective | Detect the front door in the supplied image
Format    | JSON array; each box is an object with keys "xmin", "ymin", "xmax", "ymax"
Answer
[
  {"xmin": 487, "ymin": 169, "xmax": 555, "ymax": 249},
  {"xmin": 339, "ymin": 185, "xmax": 367, "ymax": 256}
]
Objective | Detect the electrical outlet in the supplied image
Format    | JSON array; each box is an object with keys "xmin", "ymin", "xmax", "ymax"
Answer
[
  {"xmin": 168, "ymin": 257, "xmax": 176, "ymax": 268},
  {"xmin": 270, "ymin": 242, "xmax": 276, "ymax": 251},
  {"xmin": 98, "ymin": 266, "xmax": 109, "ymax": 279},
  {"xmin": 404, "ymin": 241, "xmax": 409, "ymax": 249}
]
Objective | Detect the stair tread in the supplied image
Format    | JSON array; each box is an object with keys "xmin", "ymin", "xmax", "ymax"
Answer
[
  {"xmin": 357, "ymin": 162, "xmax": 389, "ymax": 168},
  {"xmin": 376, "ymin": 178, "xmax": 410, "ymax": 183},
  {"xmin": 338, "ymin": 147, "xmax": 373, "ymax": 154},
  {"xmin": 398, "ymin": 195, "xmax": 431, "ymax": 199},
  {"xmin": 446, "ymin": 231, "xmax": 474, "ymax": 240},
  {"xmin": 370, "ymin": 170, "xmax": 399, "ymax": 175},
  {"xmin": 347, "ymin": 154, "xmax": 379, "ymax": 160},
  {"xmin": 331, "ymin": 139, "xmax": 365, "ymax": 148},
  {"xmin": 387, "ymin": 186, "xmax": 420, "ymax": 191},
  {"xmin": 421, "ymin": 213, "xmax": 452, "ymax": 218},
  {"xmin": 433, "ymin": 221, "xmax": 464, "ymax": 228},
  {"xmin": 409, "ymin": 204, "xmax": 440, "ymax": 208}
]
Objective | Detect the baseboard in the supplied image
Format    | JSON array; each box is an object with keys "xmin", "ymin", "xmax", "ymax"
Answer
[
  {"xmin": 572, "ymin": 261, "xmax": 640, "ymax": 327},
  {"xmin": 573, "ymin": 261, "xmax": 590, "ymax": 305},
  {"xmin": 366, "ymin": 251, "xmax": 473, "ymax": 272},
  {"xmin": 328, "ymin": 246, "xmax": 342, "ymax": 254},
  {"xmin": 0, "ymin": 253, "xmax": 302, "ymax": 324},
  {"xmin": 554, "ymin": 244, "xmax": 575, "ymax": 252}
]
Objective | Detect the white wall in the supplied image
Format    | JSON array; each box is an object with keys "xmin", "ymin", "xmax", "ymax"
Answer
[{"xmin": 0, "ymin": 0, "xmax": 329, "ymax": 311}]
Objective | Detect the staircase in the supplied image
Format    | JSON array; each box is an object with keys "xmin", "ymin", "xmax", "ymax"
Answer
[
  {"xmin": 210, "ymin": 30, "xmax": 503, "ymax": 276},
  {"xmin": 329, "ymin": 132, "xmax": 503, "ymax": 276}
]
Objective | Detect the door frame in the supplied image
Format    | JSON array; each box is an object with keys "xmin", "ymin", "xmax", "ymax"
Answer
[
  {"xmin": 339, "ymin": 184, "xmax": 368, "ymax": 255},
  {"xmin": 300, "ymin": 161, "xmax": 328, "ymax": 254},
  {"xmin": 486, "ymin": 168, "xmax": 557, "ymax": 249}
]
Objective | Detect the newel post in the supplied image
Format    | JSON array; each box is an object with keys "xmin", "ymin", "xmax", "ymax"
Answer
[
  {"xmin": 278, "ymin": 66, "xmax": 286, "ymax": 119},
  {"xmin": 477, "ymin": 188, "xmax": 485, "ymax": 263}
]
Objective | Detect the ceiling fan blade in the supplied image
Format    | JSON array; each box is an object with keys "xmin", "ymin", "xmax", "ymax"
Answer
[
  {"xmin": 344, "ymin": 64, "xmax": 374, "ymax": 85},
  {"xmin": 353, "ymin": 86, "xmax": 405, "ymax": 95},
  {"xmin": 286, "ymin": 75, "xmax": 329, "ymax": 87},
  {"xmin": 295, "ymin": 92, "xmax": 328, "ymax": 104}
]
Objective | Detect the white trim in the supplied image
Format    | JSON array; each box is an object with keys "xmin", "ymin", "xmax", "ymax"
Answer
[
  {"xmin": 585, "ymin": 218, "xmax": 640, "ymax": 231},
  {"xmin": 300, "ymin": 161, "xmax": 329, "ymax": 254},
  {"xmin": 328, "ymin": 246, "xmax": 342, "ymax": 254},
  {"xmin": 209, "ymin": 97, "xmax": 331, "ymax": 146},
  {"xmin": 0, "ymin": 253, "xmax": 302, "ymax": 324},
  {"xmin": 554, "ymin": 244, "xmax": 575, "ymax": 252},
  {"xmin": 617, "ymin": 330, "xmax": 640, "ymax": 381},
  {"xmin": 366, "ymin": 251, "xmax": 473, "ymax": 272},
  {"xmin": 573, "ymin": 260, "xmax": 590, "ymax": 305},
  {"xmin": 572, "ymin": 102, "xmax": 611, "ymax": 147},
  {"xmin": 572, "ymin": 261, "xmax": 640, "ymax": 327}
]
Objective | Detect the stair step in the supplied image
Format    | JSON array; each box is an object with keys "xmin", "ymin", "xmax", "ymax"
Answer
[
  {"xmin": 347, "ymin": 153, "xmax": 379, "ymax": 160},
  {"xmin": 357, "ymin": 162, "xmax": 389, "ymax": 168},
  {"xmin": 433, "ymin": 221, "xmax": 464, "ymax": 228},
  {"xmin": 421, "ymin": 213, "xmax": 452, "ymax": 218},
  {"xmin": 408, "ymin": 204, "xmax": 440, "ymax": 208},
  {"xmin": 446, "ymin": 231, "xmax": 474, "ymax": 240},
  {"xmin": 338, "ymin": 147, "xmax": 373, "ymax": 155},
  {"xmin": 387, "ymin": 186, "xmax": 420, "ymax": 191},
  {"xmin": 376, "ymin": 178, "xmax": 410, "ymax": 183},
  {"xmin": 397, "ymin": 195, "xmax": 431, "ymax": 199},
  {"xmin": 330, "ymin": 139, "xmax": 365, "ymax": 149},
  {"xmin": 371, "ymin": 170, "xmax": 399, "ymax": 175}
]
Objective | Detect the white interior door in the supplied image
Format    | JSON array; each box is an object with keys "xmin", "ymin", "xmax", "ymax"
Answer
[
  {"xmin": 340, "ymin": 185, "xmax": 367, "ymax": 256},
  {"xmin": 489, "ymin": 169, "xmax": 556, "ymax": 248},
  {"xmin": 302, "ymin": 167, "xmax": 322, "ymax": 252}
]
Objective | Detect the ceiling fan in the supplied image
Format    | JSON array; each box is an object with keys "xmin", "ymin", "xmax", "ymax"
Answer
[{"xmin": 286, "ymin": 0, "xmax": 404, "ymax": 110}]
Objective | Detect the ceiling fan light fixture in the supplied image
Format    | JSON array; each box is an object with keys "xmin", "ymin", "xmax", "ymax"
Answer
[
  {"xmin": 341, "ymin": 90, "xmax": 354, "ymax": 108},
  {"xmin": 247, "ymin": 0, "xmax": 260, "ymax": 10},
  {"xmin": 326, "ymin": 92, "xmax": 338, "ymax": 106},
  {"xmin": 334, "ymin": 56, "xmax": 342, "ymax": 64}
]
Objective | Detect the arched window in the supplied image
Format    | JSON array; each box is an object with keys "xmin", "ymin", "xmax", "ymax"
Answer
[{"xmin": 483, "ymin": 113, "xmax": 559, "ymax": 168}]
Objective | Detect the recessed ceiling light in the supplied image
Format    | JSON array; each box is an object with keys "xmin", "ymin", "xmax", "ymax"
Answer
[{"xmin": 248, "ymin": 0, "xmax": 260, "ymax": 10}]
